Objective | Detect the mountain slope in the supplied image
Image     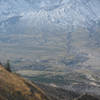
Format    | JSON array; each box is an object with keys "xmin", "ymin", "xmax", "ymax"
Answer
[
  {"xmin": 37, "ymin": 83, "xmax": 100, "ymax": 100},
  {"xmin": 0, "ymin": 65, "xmax": 50, "ymax": 100},
  {"xmin": 0, "ymin": 64, "xmax": 100, "ymax": 100}
]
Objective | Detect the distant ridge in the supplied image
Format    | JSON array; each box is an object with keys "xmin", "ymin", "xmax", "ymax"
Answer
[
  {"xmin": 38, "ymin": 83, "xmax": 100, "ymax": 100},
  {"xmin": 74, "ymin": 94, "xmax": 99, "ymax": 100}
]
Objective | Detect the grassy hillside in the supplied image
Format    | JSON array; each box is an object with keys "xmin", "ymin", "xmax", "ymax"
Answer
[{"xmin": 0, "ymin": 65, "xmax": 50, "ymax": 100}]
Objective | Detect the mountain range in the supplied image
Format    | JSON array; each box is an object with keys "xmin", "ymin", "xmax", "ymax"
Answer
[{"xmin": 0, "ymin": 0, "xmax": 100, "ymax": 96}]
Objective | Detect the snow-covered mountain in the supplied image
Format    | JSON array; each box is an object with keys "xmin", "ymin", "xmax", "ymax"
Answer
[
  {"xmin": 0, "ymin": 0, "xmax": 100, "ymax": 68},
  {"xmin": 0, "ymin": 0, "xmax": 100, "ymax": 48},
  {"xmin": 0, "ymin": 0, "xmax": 100, "ymax": 33}
]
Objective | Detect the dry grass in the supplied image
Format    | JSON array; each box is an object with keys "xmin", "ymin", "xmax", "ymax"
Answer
[{"xmin": 0, "ymin": 65, "xmax": 50, "ymax": 100}]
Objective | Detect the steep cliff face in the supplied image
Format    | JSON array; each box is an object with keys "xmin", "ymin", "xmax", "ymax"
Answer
[{"xmin": 0, "ymin": 65, "xmax": 50, "ymax": 100}]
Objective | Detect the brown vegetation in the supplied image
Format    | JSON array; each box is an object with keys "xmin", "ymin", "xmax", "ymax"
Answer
[{"xmin": 0, "ymin": 65, "xmax": 50, "ymax": 100}]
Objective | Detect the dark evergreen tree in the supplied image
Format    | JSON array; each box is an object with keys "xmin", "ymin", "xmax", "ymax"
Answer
[
  {"xmin": 0, "ymin": 62, "xmax": 2, "ymax": 65},
  {"xmin": 6, "ymin": 60, "xmax": 11, "ymax": 72}
]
